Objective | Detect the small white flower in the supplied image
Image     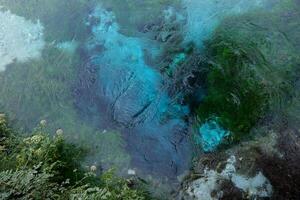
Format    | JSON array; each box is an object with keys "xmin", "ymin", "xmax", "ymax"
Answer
[
  {"xmin": 40, "ymin": 120, "xmax": 47, "ymax": 126},
  {"xmin": 56, "ymin": 129, "xmax": 64, "ymax": 136},
  {"xmin": 31, "ymin": 135, "xmax": 43, "ymax": 144},
  {"xmin": 90, "ymin": 165, "xmax": 97, "ymax": 172}
]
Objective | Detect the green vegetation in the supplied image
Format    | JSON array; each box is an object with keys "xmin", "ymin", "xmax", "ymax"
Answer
[
  {"xmin": 0, "ymin": 116, "xmax": 150, "ymax": 200},
  {"xmin": 0, "ymin": 17, "xmax": 131, "ymax": 174},
  {"xmin": 196, "ymin": 3, "xmax": 300, "ymax": 142},
  {"xmin": 197, "ymin": 37, "xmax": 269, "ymax": 141},
  {"xmin": 0, "ymin": 45, "xmax": 78, "ymax": 131}
]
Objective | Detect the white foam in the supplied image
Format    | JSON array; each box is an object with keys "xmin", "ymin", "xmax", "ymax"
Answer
[{"xmin": 0, "ymin": 9, "xmax": 45, "ymax": 71}]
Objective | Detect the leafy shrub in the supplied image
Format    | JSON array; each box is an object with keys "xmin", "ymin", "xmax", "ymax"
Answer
[
  {"xmin": 69, "ymin": 170, "xmax": 147, "ymax": 200},
  {"xmin": 0, "ymin": 118, "xmax": 150, "ymax": 200},
  {"xmin": 0, "ymin": 169, "xmax": 62, "ymax": 200},
  {"xmin": 0, "ymin": 115, "xmax": 20, "ymax": 170},
  {"xmin": 16, "ymin": 128, "xmax": 85, "ymax": 184}
]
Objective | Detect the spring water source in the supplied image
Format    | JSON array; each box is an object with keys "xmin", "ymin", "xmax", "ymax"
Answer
[
  {"xmin": 76, "ymin": 6, "xmax": 191, "ymax": 178},
  {"xmin": 0, "ymin": 0, "xmax": 278, "ymax": 186},
  {"xmin": 75, "ymin": 0, "xmax": 273, "ymax": 178}
]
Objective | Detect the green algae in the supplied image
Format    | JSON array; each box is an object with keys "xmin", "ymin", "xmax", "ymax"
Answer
[
  {"xmin": 197, "ymin": 38, "xmax": 269, "ymax": 142},
  {"xmin": 195, "ymin": 2, "xmax": 300, "ymax": 143},
  {"xmin": 0, "ymin": 45, "xmax": 78, "ymax": 131}
]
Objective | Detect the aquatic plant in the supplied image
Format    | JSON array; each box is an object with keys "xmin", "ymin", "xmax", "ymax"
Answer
[
  {"xmin": 195, "ymin": 3, "xmax": 300, "ymax": 144},
  {"xmin": 0, "ymin": 45, "xmax": 78, "ymax": 131},
  {"xmin": 195, "ymin": 119, "xmax": 230, "ymax": 152},
  {"xmin": 197, "ymin": 37, "xmax": 269, "ymax": 142}
]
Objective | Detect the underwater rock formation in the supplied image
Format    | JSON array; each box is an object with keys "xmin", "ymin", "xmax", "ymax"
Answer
[
  {"xmin": 75, "ymin": 6, "xmax": 192, "ymax": 178},
  {"xmin": 0, "ymin": 8, "xmax": 45, "ymax": 71}
]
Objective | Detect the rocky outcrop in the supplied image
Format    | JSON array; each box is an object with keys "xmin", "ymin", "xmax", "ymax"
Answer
[{"xmin": 179, "ymin": 155, "xmax": 272, "ymax": 200}]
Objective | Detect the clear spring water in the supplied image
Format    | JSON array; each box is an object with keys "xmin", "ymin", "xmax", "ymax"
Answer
[{"xmin": 0, "ymin": 0, "xmax": 294, "ymax": 188}]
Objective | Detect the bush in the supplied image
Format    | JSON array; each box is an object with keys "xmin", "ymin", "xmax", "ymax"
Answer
[
  {"xmin": 15, "ymin": 128, "xmax": 85, "ymax": 184},
  {"xmin": 0, "ymin": 169, "xmax": 62, "ymax": 200},
  {"xmin": 69, "ymin": 170, "xmax": 147, "ymax": 200},
  {"xmin": 0, "ymin": 118, "xmax": 150, "ymax": 200}
]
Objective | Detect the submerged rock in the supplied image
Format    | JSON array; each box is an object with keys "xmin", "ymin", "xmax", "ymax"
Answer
[
  {"xmin": 75, "ymin": 6, "xmax": 192, "ymax": 179},
  {"xmin": 257, "ymin": 129, "xmax": 300, "ymax": 199},
  {"xmin": 180, "ymin": 155, "xmax": 272, "ymax": 200}
]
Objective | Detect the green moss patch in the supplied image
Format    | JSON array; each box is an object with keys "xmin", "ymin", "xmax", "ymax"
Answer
[
  {"xmin": 196, "ymin": 4, "xmax": 300, "ymax": 142},
  {"xmin": 197, "ymin": 38, "xmax": 269, "ymax": 141}
]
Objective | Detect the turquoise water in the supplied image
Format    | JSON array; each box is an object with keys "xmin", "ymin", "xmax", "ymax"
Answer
[
  {"xmin": 79, "ymin": 6, "xmax": 191, "ymax": 177},
  {"xmin": 0, "ymin": 0, "xmax": 298, "ymax": 189},
  {"xmin": 183, "ymin": 0, "xmax": 276, "ymax": 47},
  {"xmin": 197, "ymin": 119, "xmax": 230, "ymax": 152}
]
